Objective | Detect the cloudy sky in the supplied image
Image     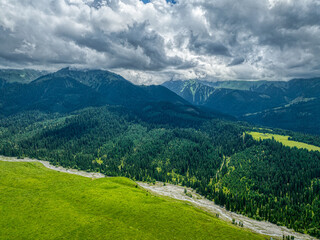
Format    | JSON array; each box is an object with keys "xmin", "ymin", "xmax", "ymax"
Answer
[{"xmin": 1, "ymin": 0, "xmax": 320, "ymax": 84}]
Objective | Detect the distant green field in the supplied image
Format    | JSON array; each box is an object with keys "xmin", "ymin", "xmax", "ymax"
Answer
[
  {"xmin": 0, "ymin": 161, "xmax": 266, "ymax": 240},
  {"xmin": 247, "ymin": 131, "xmax": 320, "ymax": 152}
]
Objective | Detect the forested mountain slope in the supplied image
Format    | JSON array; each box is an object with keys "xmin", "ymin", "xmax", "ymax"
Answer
[
  {"xmin": 0, "ymin": 106, "xmax": 319, "ymax": 238},
  {"xmin": 162, "ymin": 78, "xmax": 320, "ymax": 134},
  {"xmin": 1, "ymin": 68, "xmax": 226, "ymax": 123},
  {"xmin": 0, "ymin": 68, "xmax": 319, "ymax": 238},
  {"xmin": 0, "ymin": 69, "xmax": 48, "ymax": 84}
]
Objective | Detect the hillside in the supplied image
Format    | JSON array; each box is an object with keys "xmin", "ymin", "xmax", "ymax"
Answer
[
  {"xmin": 0, "ymin": 161, "xmax": 266, "ymax": 240},
  {"xmin": 0, "ymin": 106, "xmax": 319, "ymax": 238},
  {"xmin": 162, "ymin": 78, "xmax": 320, "ymax": 134},
  {"xmin": 247, "ymin": 131, "xmax": 320, "ymax": 151},
  {"xmin": 0, "ymin": 69, "xmax": 48, "ymax": 84},
  {"xmin": 1, "ymin": 1, "xmax": 320, "ymax": 240},
  {"xmin": 162, "ymin": 80, "xmax": 288, "ymax": 116},
  {"xmin": 243, "ymin": 98, "xmax": 320, "ymax": 134},
  {"xmin": 162, "ymin": 80, "xmax": 215, "ymax": 105},
  {"xmin": 0, "ymin": 68, "xmax": 226, "ymax": 123},
  {"xmin": 0, "ymin": 69, "xmax": 319, "ymax": 238}
]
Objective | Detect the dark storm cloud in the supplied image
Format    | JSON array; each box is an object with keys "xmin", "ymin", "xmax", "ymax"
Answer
[
  {"xmin": 54, "ymin": 19, "xmax": 185, "ymax": 71},
  {"xmin": 0, "ymin": 0, "xmax": 320, "ymax": 84},
  {"xmin": 188, "ymin": 32, "xmax": 231, "ymax": 56},
  {"xmin": 115, "ymin": 22, "xmax": 184, "ymax": 70}
]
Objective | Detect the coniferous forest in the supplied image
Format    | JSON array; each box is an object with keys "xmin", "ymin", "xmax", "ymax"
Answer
[
  {"xmin": 2, "ymin": 1, "xmax": 320, "ymax": 239},
  {"xmin": 0, "ymin": 105, "xmax": 319, "ymax": 238}
]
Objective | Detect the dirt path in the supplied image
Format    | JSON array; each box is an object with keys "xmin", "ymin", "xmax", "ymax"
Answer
[
  {"xmin": 138, "ymin": 182, "xmax": 317, "ymax": 240},
  {"xmin": 1, "ymin": 156, "xmax": 316, "ymax": 239},
  {"xmin": 0, "ymin": 155, "xmax": 105, "ymax": 179}
]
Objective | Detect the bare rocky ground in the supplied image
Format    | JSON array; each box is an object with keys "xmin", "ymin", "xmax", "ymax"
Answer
[
  {"xmin": 0, "ymin": 155, "xmax": 105, "ymax": 179},
  {"xmin": 137, "ymin": 182, "xmax": 317, "ymax": 240},
  {"xmin": 0, "ymin": 156, "xmax": 317, "ymax": 239}
]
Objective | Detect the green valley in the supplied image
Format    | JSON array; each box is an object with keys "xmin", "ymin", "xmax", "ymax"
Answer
[
  {"xmin": 0, "ymin": 161, "xmax": 266, "ymax": 240},
  {"xmin": 0, "ymin": 69, "xmax": 319, "ymax": 239},
  {"xmin": 1, "ymin": 0, "xmax": 320, "ymax": 239}
]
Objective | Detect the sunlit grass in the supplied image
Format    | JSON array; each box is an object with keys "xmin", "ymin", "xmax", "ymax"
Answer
[
  {"xmin": 247, "ymin": 131, "xmax": 320, "ymax": 152},
  {"xmin": 0, "ymin": 161, "xmax": 266, "ymax": 240}
]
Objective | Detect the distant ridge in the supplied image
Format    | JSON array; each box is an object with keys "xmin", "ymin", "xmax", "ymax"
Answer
[
  {"xmin": 163, "ymin": 78, "xmax": 320, "ymax": 134},
  {"xmin": 0, "ymin": 68, "xmax": 228, "ymax": 125},
  {"xmin": 0, "ymin": 69, "xmax": 48, "ymax": 84}
]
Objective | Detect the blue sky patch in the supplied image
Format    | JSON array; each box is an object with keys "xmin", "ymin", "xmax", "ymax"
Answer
[{"xmin": 141, "ymin": 0, "xmax": 177, "ymax": 4}]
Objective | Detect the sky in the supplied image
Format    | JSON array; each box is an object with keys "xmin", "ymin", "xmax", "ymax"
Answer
[{"xmin": 0, "ymin": 0, "xmax": 320, "ymax": 84}]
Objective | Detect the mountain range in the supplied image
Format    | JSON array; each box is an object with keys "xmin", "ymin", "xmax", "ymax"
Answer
[
  {"xmin": 163, "ymin": 78, "xmax": 320, "ymax": 134},
  {"xmin": 0, "ymin": 69, "xmax": 48, "ymax": 84},
  {"xmin": 1, "ymin": 68, "xmax": 319, "ymax": 134},
  {"xmin": 1, "ymin": 68, "xmax": 320, "ymax": 238},
  {"xmin": 0, "ymin": 68, "xmax": 227, "ymax": 126}
]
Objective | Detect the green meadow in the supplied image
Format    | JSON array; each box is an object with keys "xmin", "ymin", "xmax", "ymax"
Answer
[
  {"xmin": 247, "ymin": 131, "xmax": 320, "ymax": 152},
  {"xmin": 0, "ymin": 161, "xmax": 267, "ymax": 240}
]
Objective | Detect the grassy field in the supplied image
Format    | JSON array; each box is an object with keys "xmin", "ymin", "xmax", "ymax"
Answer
[
  {"xmin": 0, "ymin": 161, "xmax": 267, "ymax": 240},
  {"xmin": 247, "ymin": 131, "xmax": 320, "ymax": 152}
]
